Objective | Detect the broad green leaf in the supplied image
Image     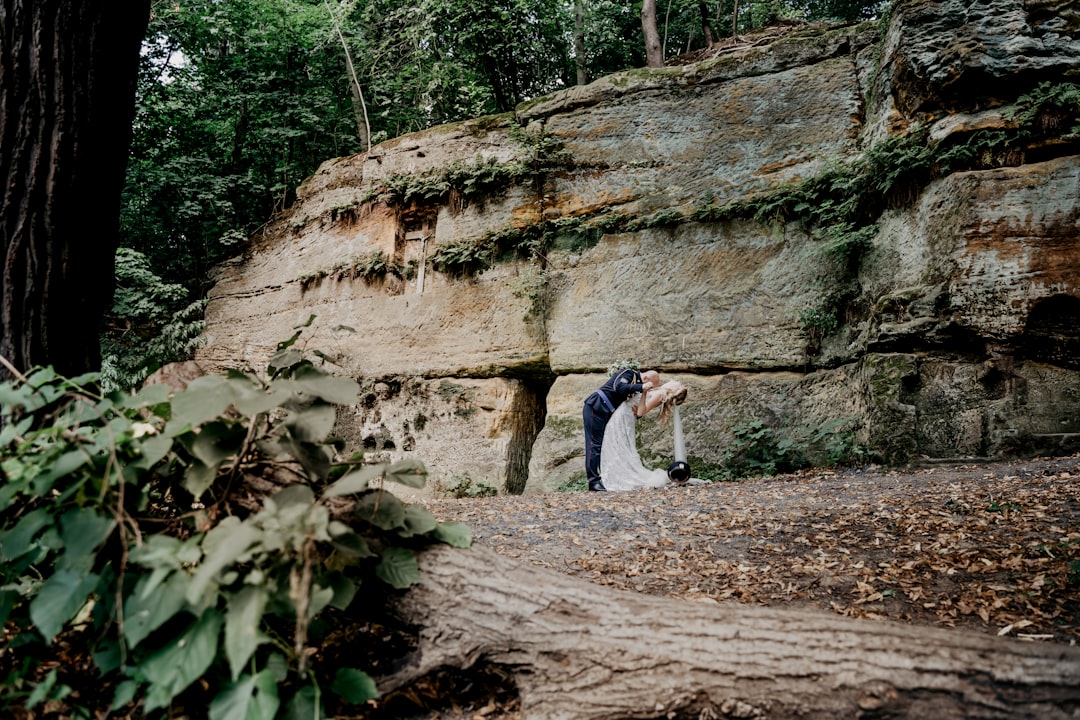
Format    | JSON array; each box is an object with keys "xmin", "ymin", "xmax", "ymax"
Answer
[
  {"xmin": 331, "ymin": 668, "xmax": 378, "ymax": 704},
  {"xmin": 94, "ymin": 638, "xmax": 121, "ymax": 674},
  {"xmin": 322, "ymin": 464, "xmax": 384, "ymax": 498},
  {"xmin": 30, "ymin": 569, "xmax": 101, "ymax": 642},
  {"xmin": 0, "ymin": 508, "xmax": 51, "ymax": 561},
  {"xmin": 309, "ymin": 583, "xmax": 335, "ymax": 618},
  {"xmin": 354, "ymin": 491, "xmax": 405, "ymax": 531},
  {"xmin": 291, "ymin": 366, "xmax": 360, "ymax": 404},
  {"xmin": 59, "ymin": 508, "xmax": 116, "ymax": 559},
  {"xmin": 285, "ymin": 438, "xmax": 333, "ymax": 480},
  {"xmin": 329, "ymin": 528, "xmax": 374, "ymax": 559},
  {"xmin": 111, "ymin": 680, "xmax": 138, "ymax": 712},
  {"xmin": 25, "ymin": 367, "xmax": 57, "ymax": 385},
  {"xmin": 124, "ymin": 571, "xmax": 189, "ymax": 649},
  {"xmin": 271, "ymin": 484, "xmax": 316, "ymax": 508},
  {"xmin": 281, "ymin": 684, "xmax": 321, "ymax": 720},
  {"xmin": 434, "ymin": 522, "xmax": 473, "ymax": 548},
  {"xmin": 32, "ymin": 450, "xmax": 90, "ymax": 492},
  {"xmin": 375, "ymin": 547, "xmax": 419, "ymax": 589},
  {"xmin": 209, "ymin": 670, "xmax": 280, "ymax": 720},
  {"xmin": 0, "ymin": 415, "xmax": 32, "ymax": 446},
  {"xmin": 120, "ymin": 383, "xmax": 170, "ymax": 409},
  {"xmin": 399, "ymin": 505, "xmax": 438, "ymax": 537},
  {"xmin": 187, "ymin": 522, "xmax": 260, "ymax": 605},
  {"xmin": 128, "ymin": 533, "xmax": 195, "ymax": 571},
  {"xmin": 324, "ymin": 573, "xmax": 358, "ymax": 610},
  {"xmin": 268, "ymin": 348, "xmax": 302, "ymax": 374},
  {"xmin": 386, "ymin": 458, "xmax": 427, "ymax": 488},
  {"xmin": 142, "ymin": 609, "xmax": 224, "ymax": 713},
  {"xmin": 286, "ymin": 404, "xmax": 337, "ymax": 443},
  {"xmin": 132, "ymin": 434, "xmax": 173, "ymax": 469},
  {"xmin": 228, "ymin": 377, "xmax": 289, "ymax": 417},
  {"xmin": 225, "ymin": 586, "xmax": 269, "ymax": 680},
  {"xmin": 184, "ymin": 459, "xmax": 221, "ymax": 499},
  {"xmin": 265, "ymin": 652, "xmax": 290, "ymax": 683},
  {"xmin": 191, "ymin": 421, "xmax": 245, "ymax": 468},
  {"xmin": 168, "ymin": 375, "xmax": 232, "ymax": 432},
  {"xmin": 65, "ymin": 371, "xmax": 100, "ymax": 389},
  {"xmin": 26, "ymin": 668, "xmax": 59, "ymax": 709}
]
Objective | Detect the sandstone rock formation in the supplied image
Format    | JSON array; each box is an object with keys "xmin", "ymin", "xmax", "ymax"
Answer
[{"xmin": 199, "ymin": 0, "xmax": 1080, "ymax": 494}]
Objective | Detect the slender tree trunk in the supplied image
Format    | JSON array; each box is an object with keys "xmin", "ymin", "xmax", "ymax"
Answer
[
  {"xmin": 662, "ymin": 0, "xmax": 673, "ymax": 57},
  {"xmin": 732, "ymin": 0, "xmax": 741, "ymax": 36},
  {"xmin": 385, "ymin": 546, "xmax": 1080, "ymax": 719},
  {"xmin": 700, "ymin": 2, "xmax": 715, "ymax": 45},
  {"xmin": 323, "ymin": 0, "xmax": 370, "ymax": 155},
  {"xmin": 0, "ymin": 0, "xmax": 150, "ymax": 378},
  {"xmin": 640, "ymin": 0, "xmax": 664, "ymax": 68},
  {"xmin": 574, "ymin": 0, "xmax": 587, "ymax": 85}
]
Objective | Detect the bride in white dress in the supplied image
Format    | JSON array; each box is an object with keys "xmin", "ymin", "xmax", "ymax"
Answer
[{"xmin": 600, "ymin": 374, "xmax": 687, "ymax": 492}]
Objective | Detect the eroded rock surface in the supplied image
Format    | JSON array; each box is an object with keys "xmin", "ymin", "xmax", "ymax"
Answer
[{"xmin": 200, "ymin": 2, "xmax": 1080, "ymax": 493}]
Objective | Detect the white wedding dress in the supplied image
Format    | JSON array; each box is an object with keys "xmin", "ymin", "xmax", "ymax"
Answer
[{"xmin": 599, "ymin": 393, "xmax": 671, "ymax": 491}]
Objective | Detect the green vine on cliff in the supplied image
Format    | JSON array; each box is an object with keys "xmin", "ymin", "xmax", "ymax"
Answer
[
  {"xmin": 691, "ymin": 81, "xmax": 1080, "ymax": 350},
  {"xmin": 298, "ymin": 251, "xmax": 401, "ymax": 291},
  {"xmin": 362, "ymin": 125, "xmax": 573, "ymax": 212}
]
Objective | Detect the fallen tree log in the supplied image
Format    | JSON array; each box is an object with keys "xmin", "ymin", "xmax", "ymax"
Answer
[{"xmin": 383, "ymin": 545, "xmax": 1080, "ymax": 720}]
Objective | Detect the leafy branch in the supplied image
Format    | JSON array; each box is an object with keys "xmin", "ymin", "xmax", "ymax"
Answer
[{"xmin": 0, "ymin": 336, "xmax": 470, "ymax": 718}]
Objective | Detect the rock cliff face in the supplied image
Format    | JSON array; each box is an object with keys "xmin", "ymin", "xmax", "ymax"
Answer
[{"xmin": 199, "ymin": 0, "xmax": 1080, "ymax": 494}]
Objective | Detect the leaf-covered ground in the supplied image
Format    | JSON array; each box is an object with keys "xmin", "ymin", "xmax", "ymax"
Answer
[
  {"xmin": 361, "ymin": 455, "xmax": 1080, "ymax": 719},
  {"xmin": 423, "ymin": 456, "xmax": 1080, "ymax": 643}
]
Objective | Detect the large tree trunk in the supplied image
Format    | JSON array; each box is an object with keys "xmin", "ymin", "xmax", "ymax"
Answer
[
  {"xmin": 0, "ymin": 0, "xmax": 149, "ymax": 378},
  {"xmin": 640, "ymin": 0, "xmax": 664, "ymax": 68},
  {"xmin": 385, "ymin": 546, "xmax": 1080, "ymax": 719}
]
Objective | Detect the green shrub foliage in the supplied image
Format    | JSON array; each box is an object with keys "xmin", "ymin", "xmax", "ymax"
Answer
[
  {"xmin": 101, "ymin": 248, "xmax": 207, "ymax": 393},
  {"xmin": 0, "ymin": 338, "xmax": 470, "ymax": 717}
]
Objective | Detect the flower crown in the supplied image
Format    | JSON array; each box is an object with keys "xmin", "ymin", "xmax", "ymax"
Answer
[{"xmin": 606, "ymin": 359, "xmax": 639, "ymax": 377}]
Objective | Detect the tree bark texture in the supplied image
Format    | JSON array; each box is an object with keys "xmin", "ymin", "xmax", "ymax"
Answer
[
  {"xmin": 699, "ymin": 2, "xmax": 715, "ymax": 46},
  {"xmin": 0, "ymin": 0, "xmax": 149, "ymax": 378},
  {"xmin": 574, "ymin": 0, "xmax": 587, "ymax": 85},
  {"xmin": 387, "ymin": 546, "xmax": 1080, "ymax": 719},
  {"xmin": 640, "ymin": 0, "xmax": 664, "ymax": 68}
]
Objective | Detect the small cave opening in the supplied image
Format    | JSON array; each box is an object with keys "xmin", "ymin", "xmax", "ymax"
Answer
[{"xmin": 1019, "ymin": 294, "xmax": 1080, "ymax": 370}]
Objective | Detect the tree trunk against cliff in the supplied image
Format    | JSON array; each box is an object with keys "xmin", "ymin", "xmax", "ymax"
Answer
[
  {"xmin": 699, "ymin": 2, "xmax": 715, "ymax": 46},
  {"xmin": 0, "ymin": 0, "xmax": 148, "ymax": 379},
  {"xmin": 574, "ymin": 0, "xmax": 587, "ymax": 85},
  {"xmin": 322, "ymin": 0, "xmax": 371, "ymax": 155},
  {"xmin": 732, "ymin": 0, "xmax": 740, "ymax": 36},
  {"xmin": 385, "ymin": 546, "xmax": 1080, "ymax": 719},
  {"xmin": 641, "ymin": 0, "xmax": 664, "ymax": 68},
  {"xmin": 502, "ymin": 376, "xmax": 552, "ymax": 495}
]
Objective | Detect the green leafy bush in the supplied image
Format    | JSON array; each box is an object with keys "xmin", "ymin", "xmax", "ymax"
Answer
[
  {"xmin": 0, "ymin": 338, "xmax": 470, "ymax": 718},
  {"xmin": 555, "ymin": 472, "xmax": 589, "ymax": 493},
  {"xmin": 441, "ymin": 475, "xmax": 498, "ymax": 498},
  {"xmin": 101, "ymin": 248, "xmax": 206, "ymax": 393},
  {"xmin": 721, "ymin": 420, "xmax": 807, "ymax": 478},
  {"xmin": 719, "ymin": 417, "xmax": 866, "ymax": 479}
]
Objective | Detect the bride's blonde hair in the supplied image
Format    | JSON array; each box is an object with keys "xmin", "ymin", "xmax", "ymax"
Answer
[{"xmin": 654, "ymin": 381, "xmax": 688, "ymax": 425}]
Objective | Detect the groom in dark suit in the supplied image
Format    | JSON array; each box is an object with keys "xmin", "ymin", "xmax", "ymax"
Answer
[{"xmin": 582, "ymin": 367, "xmax": 655, "ymax": 491}]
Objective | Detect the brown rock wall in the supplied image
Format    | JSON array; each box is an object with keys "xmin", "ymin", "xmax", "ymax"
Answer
[{"xmin": 200, "ymin": 6, "xmax": 1080, "ymax": 494}]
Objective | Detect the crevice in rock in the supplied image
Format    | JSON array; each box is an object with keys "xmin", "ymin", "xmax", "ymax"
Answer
[{"xmin": 1020, "ymin": 294, "xmax": 1080, "ymax": 370}]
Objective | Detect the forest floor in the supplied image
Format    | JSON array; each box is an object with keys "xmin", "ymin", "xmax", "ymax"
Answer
[{"xmin": 361, "ymin": 454, "xmax": 1080, "ymax": 719}]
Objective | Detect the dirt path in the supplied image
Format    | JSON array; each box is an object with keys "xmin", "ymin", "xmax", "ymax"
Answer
[{"xmin": 420, "ymin": 455, "xmax": 1080, "ymax": 644}]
